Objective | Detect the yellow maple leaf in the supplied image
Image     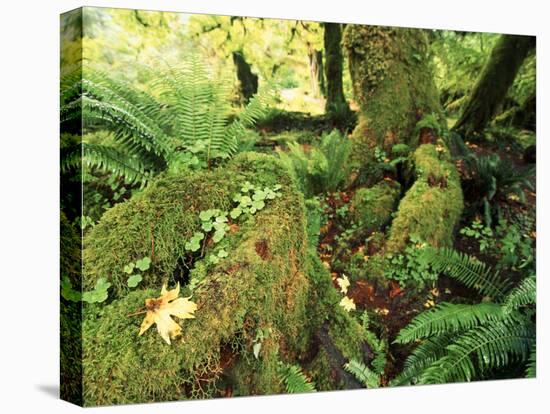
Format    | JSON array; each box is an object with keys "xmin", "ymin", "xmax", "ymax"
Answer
[
  {"xmin": 339, "ymin": 296, "xmax": 356, "ymax": 312},
  {"xmin": 138, "ymin": 283, "xmax": 197, "ymax": 345},
  {"xmin": 336, "ymin": 274, "xmax": 350, "ymax": 294}
]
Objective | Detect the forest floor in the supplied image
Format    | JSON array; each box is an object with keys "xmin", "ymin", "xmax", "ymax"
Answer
[{"xmin": 253, "ymin": 111, "xmax": 536, "ymax": 383}]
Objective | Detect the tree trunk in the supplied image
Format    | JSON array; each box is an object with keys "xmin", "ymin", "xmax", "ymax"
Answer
[
  {"xmin": 453, "ymin": 34, "xmax": 535, "ymax": 138},
  {"xmin": 323, "ymin": 23, "xmax": 350, "ymax": 118},
  {"xmin": 232, "ymin": 51, "xmax": 259, "ymax": 104},
  {"xmin": 308, "ymin": 46, "xmax": 325, "ymax": 98},
  {"xmin": 343, "ymin": 25, "xmax": 463, "ymax": 254},
  {"xmin": 343, "ymin": 25, "xmax": 443, "ymax": 166}
]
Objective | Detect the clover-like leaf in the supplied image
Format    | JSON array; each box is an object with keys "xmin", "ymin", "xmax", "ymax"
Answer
[
  {"xmin": 252, "ymin": 190, "xmax": 266, "ymax": 201},
  {"xmin": 213, "ymin": 229, "xmax": 225, "ymax": 243},
  {"xmin": 216, "ymin": 215, "xmax": 228, "ymax": 223},
  {"xmin": 123, "ymin": 262, "xmax": 135, "ymax": 274},
  {"xmin": 95, "ymin": 277, "xmax": 112, "ymax": 292},
  {"xmin": 230, "ymin": 207, "xmax": 242, "ymax": 219},
  {"xmin": 252, "ymin": 200, "xmax": 265, "ymax": 211},
  {"xmin": 199, "ymin": 210, "xmax": 213, "ymax": 221},
  {"xmin": 241, "ymin": 181, "xmax": 254, "ymax": 192},
  {"xmin": 201, "ymin": 221, "xmax": 213, "ymax": 232},
  {"xmin": 127, "ymin": 274, "xmax": 143, "ymax": 288},
  {"xmin": 208, "ymin": 254, "xmax": 220, "ymax": 264},
  {"xmin": 136, "ymin": 257, "xmax": 151, "ymax": 271},
  {"xmin": 138, "ymin": 283, "xmax": 197, "ymax": 345},
  {"xmin": 217, "ymin": 249, "xmax": 228, "ymax": 258},
  {"xmin": 240, "ymin": 196, "xmax": 252, "ymax": 207}
]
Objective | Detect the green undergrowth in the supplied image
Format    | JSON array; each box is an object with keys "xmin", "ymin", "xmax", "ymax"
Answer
[{"xmin": 81, "ymin": 152, "xmax": 369, "ymax": 405}]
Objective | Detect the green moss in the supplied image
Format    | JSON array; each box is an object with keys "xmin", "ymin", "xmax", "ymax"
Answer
[
  {"xmin": 350, "ymin": 181, "xmax": 401, "ymax": 235},
  {"xmin": 82, "ymin": 153, "xmax": 316, "ymax": 405},
  {"xmin": 83, "ymin": 152, "xmax": 299, "ymax": 297},
  {"xmin": 343, "ymin": 25, "xmax": 443, "ymax": 173},
  {"xmin": 385, "ymin": 144, "xmax": 464, "ymax": 253},
  {"xmin": 60, "ymin": 212, "xmax": 83, "ymax": 405},
  {"xmin": 304, "ymin": 253, "xmax": 369, "ymax": 390}
]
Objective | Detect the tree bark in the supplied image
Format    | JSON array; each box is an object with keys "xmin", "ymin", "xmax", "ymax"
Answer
[
  {"xmin": 343, "ymin": 25, "xmax": 443, "ymax": 161},
  {"xmin": 452, "ymin": 34, "xmax": 535, "ymax": 138},
  {"xmin": 323, "ymin": 23, "xmax": 350, "ymax": 118},
  {"xmin": 232, "ymin": 51, "xmax": 259, "ymax": 104},
  {"xmin": 308, "ymin": 46, "xmax": 325, "ymax": 98}
]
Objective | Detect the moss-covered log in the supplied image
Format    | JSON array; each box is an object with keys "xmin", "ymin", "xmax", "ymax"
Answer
[
  {"xmin": 453, "ymin": 34, "xmax": 535, "ymax": 138},
  {"xmin": 350, "ymin": 181, "xmax": 401, "ymax": 236},
  {"xmin": 343, "ymin": 25, "xmax": 442, "ymax": 173},
  {"xmin": 81, "ymin": 153, "xmax": 368, "ymax": 405},
  {"xmin": 323, "ymin": 23, "xmax": 350, "ymax": 119},
  {"xmin": 385, "ymin": 144, "xmax": 464, "ymax": 253}
]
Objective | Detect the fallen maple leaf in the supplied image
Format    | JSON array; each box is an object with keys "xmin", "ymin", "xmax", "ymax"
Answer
[{"xmin": 138, "ymin": 283, "xmax": 197, "ymax": 345}]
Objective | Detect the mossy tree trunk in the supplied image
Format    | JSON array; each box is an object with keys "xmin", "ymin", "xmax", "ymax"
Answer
[
  {"xmin": 344, "ymin": 25, "xmax": 443, "ymax": 165},
  {"xmin": 343, "ymin": 26, "xmax": 464, "ymax": 253},
  {"xmin": 308, "ymin": 46, "xmax": 326, "ymax": 98},
  {"xmin": 323, "ymin": 23, "xmax": 351, "ymax": 119},
  {"xmin": 232, "ymin": 51, "xmax": 259, "ymax": 104},
  {"xmin": 453, "ymin": 34, "xmax": 535, "ymax": 138}
]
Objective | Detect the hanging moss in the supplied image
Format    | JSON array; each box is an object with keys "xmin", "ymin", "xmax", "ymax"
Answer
[
  {"xmin": 385, "ymin": 144, "xmax": 464, "ymax": 253},
  {"xmin": 343, "ymin": 25, "xmax": 443, "ymax": 174}
]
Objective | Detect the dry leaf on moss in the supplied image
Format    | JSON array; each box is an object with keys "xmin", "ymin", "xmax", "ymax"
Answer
[
  {"xmin": 339, "ymin": 296, "xmax": 356, "ymax": 312},
  {"xmin": 138, "ymin": 283, "xmax": 197, "ymax": 345}
]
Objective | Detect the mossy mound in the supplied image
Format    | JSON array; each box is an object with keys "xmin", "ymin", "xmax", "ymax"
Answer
[
  {"xmin": 82, "ymin": 153, "xmax": 312, "ymax": 405},
  {"xmin": 83, "ymin": 153, "xmax": 298, "ymax": 297},
  {"xmin": 385, "ymin": 144, "xmax": 464, "ymax": 252},
  {"xmin": 350, "ymin": 181, "xmax": 401, "ymax": 235},
  {"xmin": 343, "ymin": 25, "xmax": 443, "ymax": 173}
]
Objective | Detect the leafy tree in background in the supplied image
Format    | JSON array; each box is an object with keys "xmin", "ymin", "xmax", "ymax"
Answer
[{"xmin": 452, "ymin": 34, "xmax": 535, "ymax": 138}]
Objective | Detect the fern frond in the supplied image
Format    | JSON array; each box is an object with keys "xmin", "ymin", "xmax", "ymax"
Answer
[
  {"xmin": 393, "ymin": 334, "xmax": 454, "ymax": 386},
  {"xmin": 425, "ymin": 247, "xmax": 510, "ymax": 299},
  {"xmin": 344, "ymin": 359, "xmax": 379, "ymax": 388},
  {"xmin": 395, "ymin": 302, "xmax": 505, "ymax": 344},
  {"xmin": 503, "ymin": 274, "xmax": 536, "ymax": 313},
  {"xmin": 278, "ymin": 363, "xmax": 316, "ymax": 393},
  {"xmin": 525, "ymin": 347, "xmax": 536, "ymax": 378},
  {"xmin": 61, "ymin": 142, "xmax": 148, "ymax": 185},
  {"xmin": 419, "ymin": 319, "xmax": 535, "ymax": 384}
]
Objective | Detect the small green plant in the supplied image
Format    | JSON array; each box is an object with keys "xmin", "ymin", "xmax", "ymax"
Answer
[
  {"xmin": 385, "ymin": 236, "xmax": 438, "ymax": 290},
  {"xmin": 277, "ymin": 130, "xmax": 351, "ymax": 197},
  {"xmin": 230, "ymin": 182, "xmax": 282, "ymax": 219},
  {"xmin": 62, "ymin": 277, "xmax": 112, "ymax": 304},
  {"xmin": 123, "ymin": 256, "xmax": 151, "ymax": 288},
  {"xmin": 460, "ymin": 219, "xmax": 494, "ymax": 252},
  {"xmin": 277, "ymin": 363, "xmax": 316, "ymax": 393}
]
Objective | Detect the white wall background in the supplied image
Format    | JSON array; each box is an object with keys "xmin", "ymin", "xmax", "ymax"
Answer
[{"xmin": 0, "ymin": 0, "xmax": 547, "ymax": 413}]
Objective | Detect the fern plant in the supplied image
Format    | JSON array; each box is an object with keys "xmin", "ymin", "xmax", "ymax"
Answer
[
  {"xmin": 277, "ymin": 363, "xmax": 316, "ymax": 393},
  {"xmin": 393, "ymin": 248, "xmax": 536, "ymax": 385},
  {"xmin": 61, "ymin": 57, "xmax": 272, "ymax": 185},
  {"xmin": 344, "ymin": 359, "xmax": 380, "ymax": 388},
  {"xmin": 460, "ymin": 152, "xmax": 534, "ymax": 226},
  {"xmin": 277, "ymin": 129, "xmax": 351, "ymax": 197}
]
